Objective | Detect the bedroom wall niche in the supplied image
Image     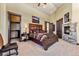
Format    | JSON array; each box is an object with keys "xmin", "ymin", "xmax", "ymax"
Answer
[
  {"xmin": 46, "ymin": 22, "xmax": 49, "ymax": 33},
  {"xmin": 45, "ymin": 21, "xmax": 55, "ymax": 33}
]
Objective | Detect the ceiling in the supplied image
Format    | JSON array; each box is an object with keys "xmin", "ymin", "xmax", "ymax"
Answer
[{"xmin": 26, "ymin": 3, "xmax": 63, "ymax": 15}]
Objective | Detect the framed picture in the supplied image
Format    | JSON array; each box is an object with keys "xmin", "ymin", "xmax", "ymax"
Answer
[
  {"xmin": 64, "ymin": 12, "xmax": 70, "ymax": 23},
  {"xmin": 32, "ymin": 16, "xmax": 39, "ymax": 23}
]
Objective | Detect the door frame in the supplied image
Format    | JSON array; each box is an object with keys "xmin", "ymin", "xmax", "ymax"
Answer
[
  {"xmin": 56, "ymin": 18, "xmax": 63, "ymax": 38},
  {"xmin": 8, "ymin": 11, "xmax": 21, "ymax": 43}
]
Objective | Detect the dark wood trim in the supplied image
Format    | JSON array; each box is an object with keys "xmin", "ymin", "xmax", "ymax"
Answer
[
  {"xmin": 8, "ymin": 11, "xmax": 21, "ymax": 43},
  {"xmin": 8, "ymin": 12, "xmax": 11, "ymax": 44},
  {"xmin": 8, "ymin": 11, "xmax": 21, "ymax": 17},
  {"xmin": 44, "ymin": 21, "xmax": 47, "ymax": 32},
  {"xmin": 11, "ymin": 22, "xmax": 21, "ymax": 23},
  {"xmin": 57, "ymin": 18, "xmax": 63, "ymax": 22}
]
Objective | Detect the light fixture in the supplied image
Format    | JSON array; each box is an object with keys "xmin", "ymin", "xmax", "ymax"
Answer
[
  {"xmin": 37, "ymin": 3, "xmax": 47, "ymax": 8},
  {"xmin": 32, "ymin": 3, "xmax": 47, "ymax": 8}
]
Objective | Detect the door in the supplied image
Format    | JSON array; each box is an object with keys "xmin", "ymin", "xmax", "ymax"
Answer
[
  {"xmin": 56, "ymin": 18, "xmax": 63, "ymax": 38},
  {"xmin": 8, "ymin": 12, "xmax": 21, "ymax": 43}
]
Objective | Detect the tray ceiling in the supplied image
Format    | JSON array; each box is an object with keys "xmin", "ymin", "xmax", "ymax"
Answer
[{"xmin": 26, "ymin": 3, "xmax": 63, "ymax": 15}]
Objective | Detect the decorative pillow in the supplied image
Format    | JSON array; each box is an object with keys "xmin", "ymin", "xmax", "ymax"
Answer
[{"xmin": 36, "ymin": 33, "xmax": 44, "ymax": 40}]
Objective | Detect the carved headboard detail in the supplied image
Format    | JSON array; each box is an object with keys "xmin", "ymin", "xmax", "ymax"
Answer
[{"xmin": 29, "ymin": 23, "xmax": 43, "ymax": 33}]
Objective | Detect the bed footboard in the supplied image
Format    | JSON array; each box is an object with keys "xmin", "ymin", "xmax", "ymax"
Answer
[{"xmin": 42, "ymin": 33, "xmax": 58, "ymax": 50}]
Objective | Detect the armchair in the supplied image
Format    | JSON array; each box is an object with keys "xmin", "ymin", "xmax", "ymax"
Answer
[{"xmin": 0, "ymin": 34, "xmax": 18, "ymax": 56}]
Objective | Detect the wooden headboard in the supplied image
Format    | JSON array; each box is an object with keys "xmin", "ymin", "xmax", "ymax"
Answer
[{"xmin": 29, "ymin": 23, "xmax": 43, "ymax": 33}]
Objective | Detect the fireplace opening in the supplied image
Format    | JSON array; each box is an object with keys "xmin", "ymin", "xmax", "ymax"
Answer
[{"xmin": 64, "ymin": 26, "xmax": 70, "ymax": 35}]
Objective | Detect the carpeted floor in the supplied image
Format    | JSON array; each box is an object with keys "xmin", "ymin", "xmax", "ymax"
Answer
[{"xmin": 15, "ymin": 39, "xmax": 79, "ymax": 56}]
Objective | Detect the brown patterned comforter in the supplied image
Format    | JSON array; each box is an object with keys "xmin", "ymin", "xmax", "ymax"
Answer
[{"xmin": 29, "ymin": 32, "xmax": 58, "ymax": 50}]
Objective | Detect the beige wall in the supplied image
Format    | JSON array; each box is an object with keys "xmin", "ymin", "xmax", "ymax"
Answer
[
  {"xmin": 6, "ymin": 3, "xmax": 50, "ymax": 33},
  {"xmin": 0, "ymin": 4, "xmax": 8, "ymax": 45},
  {"xmin": 50, "ymin": 3, "xmax": 72, "ymax": 23},
  {"xmin": 2, "ymin": 3, "xmax": 79, "ymax": 45},
  {"xmin": 49, "ymin": 3, "xmax": 79, "ymax": 44},
  {"xmin": 49, "ymin": 4, "xmax": 72, "ymax": 22},
  {"xmin": 55, "ymin": 4, "xmax": 72, "ymax": 21},
  {"xmin": 49, "ymin": 3, "xmax": 72, "ymax": 34},
  {"xmin": 0, "ymin": 3, "xmax": 50, "ymax": 45},
  {"xmin": 72, "ymin": 3, "xmax": 79, "ymax": 43}
]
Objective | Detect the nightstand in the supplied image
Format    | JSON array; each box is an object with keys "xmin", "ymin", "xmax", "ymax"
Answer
[{"xmin": 21, "ymin": 32, "xmax": 29, "ymax": 41}]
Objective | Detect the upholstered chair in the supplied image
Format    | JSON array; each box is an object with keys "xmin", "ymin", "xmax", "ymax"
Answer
[{"xmin": 0, "ymin": 34, "xmax": 18, "ymax": 56}]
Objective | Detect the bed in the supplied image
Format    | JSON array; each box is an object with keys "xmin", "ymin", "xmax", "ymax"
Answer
[
  {"xmin": 29, "ymin": 23, "xmax": 58, "ymax": 50},
  {"xmin": 29, "ymin": 32, "xmax": 58, "ymax": 50}
]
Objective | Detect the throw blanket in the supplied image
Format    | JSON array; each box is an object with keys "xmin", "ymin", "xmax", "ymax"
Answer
[
  {"xmin": 36, "ymin": 33, "xmax": 48, "ymax": 41},
  {"xmin": 29, "ymin": 32, "xmax": 48, "ymax": 42}
]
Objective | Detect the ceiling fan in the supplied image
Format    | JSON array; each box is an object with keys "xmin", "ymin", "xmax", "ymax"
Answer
[
  {"xmin": 37, "ymin": 3, "xmax": 47, "ymax": 8},
  {"xmin": 38, "ymin": 3, "xmax": 47, "ymax": 6}
]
